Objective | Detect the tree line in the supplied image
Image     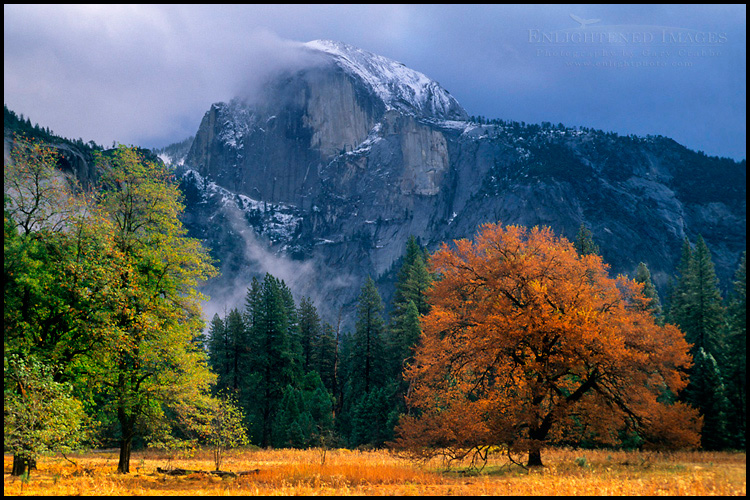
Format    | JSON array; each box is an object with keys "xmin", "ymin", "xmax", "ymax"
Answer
[
  {"xmin": 203, "ymin": 234, "xmax": 432, "ymax": 450},
  {"xmin": 4, "ymin": 105, "xmax": 105, "ymax": 152},
  {"xmin": 4, "ymin": 137, "xmax": 746, "ymax": 475}
]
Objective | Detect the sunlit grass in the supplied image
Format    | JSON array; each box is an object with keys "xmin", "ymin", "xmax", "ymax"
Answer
[{"xmin": 4, "ymin": 447, "xmax": 746, "ymax": 495}]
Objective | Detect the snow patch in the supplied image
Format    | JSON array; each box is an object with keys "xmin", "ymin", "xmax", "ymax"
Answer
[
  {"xmin": 181, "ymin": 169, "xmax": 302, "ymax": 243},
  {"xmin": 304, "ymin": 40, "xmax": 465, "ymax": 120}
]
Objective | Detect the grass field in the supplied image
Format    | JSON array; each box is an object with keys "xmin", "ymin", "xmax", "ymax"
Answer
[{"xmin": 3, "ymin": 447, "xmax": 746, "ymax": 495}]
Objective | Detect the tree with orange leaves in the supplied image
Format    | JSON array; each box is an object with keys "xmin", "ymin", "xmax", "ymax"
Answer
[{"xmin": 391, "ymin": 223, "xmax": 701, "ymax": 467}]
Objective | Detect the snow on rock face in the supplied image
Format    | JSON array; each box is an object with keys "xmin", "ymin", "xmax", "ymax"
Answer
[
  {"xmin": 182, "ymin": 168, "xmax": 302, "ymax": 244},
  {"xmin": 303, "ymin": 40, "xmax": 467, "ymax": 121},
  {"xmin": 212, "ymin": 101, "xmax": 254, "ymax": 152}
]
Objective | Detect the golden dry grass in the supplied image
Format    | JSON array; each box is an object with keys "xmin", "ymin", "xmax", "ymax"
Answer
[{"xmin": 3, "ymin": 446, "xmax": 746, "ymax": 496}]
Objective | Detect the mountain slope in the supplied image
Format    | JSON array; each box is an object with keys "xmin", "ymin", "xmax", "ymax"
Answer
[{"xmin": 166, "ymin": 42, "xmax": 747, "ymax": 322}]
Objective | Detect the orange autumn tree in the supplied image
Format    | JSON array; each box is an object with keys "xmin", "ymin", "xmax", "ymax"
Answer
[{"xmin": 391, "ymin": 223, "xmax": 701, "ymax": 467}]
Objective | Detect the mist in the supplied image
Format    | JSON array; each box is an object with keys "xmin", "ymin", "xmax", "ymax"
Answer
[
  {"xmin": 198, "ymin": 197, "xmax": 356, "ymax": 330},
  {"xmin": 229, "ymin": 34, "xmax": 331, "ymax": 107}
]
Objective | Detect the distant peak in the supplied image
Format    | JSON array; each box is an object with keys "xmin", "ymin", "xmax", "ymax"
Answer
[{"xmin": 303, "ymin": 40, "xmax": 467, "ymax": 121}]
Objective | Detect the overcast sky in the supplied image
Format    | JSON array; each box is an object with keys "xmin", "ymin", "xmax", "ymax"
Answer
[{"xmin": 4, "ymin": 4, "xmax": 746, "ymax": 160}]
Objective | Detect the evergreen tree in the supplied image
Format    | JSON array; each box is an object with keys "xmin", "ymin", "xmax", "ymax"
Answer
[
  {"xmin": 314, "ymin": 322, "xmax": 338, "ymax": 395},
  {"xmin": 666, "ymin": 237, "xmax": 694, "ymax": 326},
  {"xmin": 337, "ymin": 278, "xmax": 388, "ymax": 445},
  {"xmin": 388, "ymin": 237, "xmax": 432, "ymax": 388},
  {"xmin": 298, "ymin": 297, "xmax": 322, "ymax": 373},
  {"xmin": 663, "ymin": 277, "xmax": 677, "ymax": 325},
  {"xmin": 207, "ymin": 308, "xmax": 247, "ymax": 397},
  {"xmin": 272, "ymin": 372, "xmax": 334, "ymax": 448},
  {"xmin": 634, "ymin": 262, "xmax": 662, "ymax": 318},
  {"xmin": 684, "ymin": 349, "xmax": 731, "ymax": 450},
  {"xmin": 669, "ymin": 236, "xmax": 729, "ymax": 449},
  {"xmin": 349, "ymin": 385, "xmax": 399, "ymax": 447},
  {"xmin": 207, "ymin": 314, "xmax": 230, "ymax": 393},
  {"xmin": 392, "ymin": 236, "xmax": 431, "ymax": 316},
  {"xmin": 389, "ymin": 301, "xmax": 421, "ymax": 378},
  {"xmin": 224, "ymin": 308, "xmax": 246, "ymax": 393},
  {"xmin": 243, "ymin": 277, "xmax": 262, "ymax": 334},
  {"xmin": 244, "ymin": 273, "xmax": 301, "ymax": 447},
  {"xmin": 574, "ymin": 223, "xmax": 599, "ymax": 256},
  {"xmin": 683, "ymin": 236, "xmax": 726, "ymax": 357},
  {"xmin": 279, "ymin": 280, "xmax": 301, "ymax": 363},
  {"xmin": 723, "ymin": 252, "xmax": 746, "ymax": 448},
  {"xmin": 351, "ymin": 276, "xmax": 387, "ymax": 396},
  {"xmin": 272, "ymin": 385, "xmax": 309, "ymax": 448}
]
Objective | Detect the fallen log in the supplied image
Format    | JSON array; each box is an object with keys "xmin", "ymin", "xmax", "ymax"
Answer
[{"xmin": 156, "ymin": 467, "xmax": 260, "ymax": 478}]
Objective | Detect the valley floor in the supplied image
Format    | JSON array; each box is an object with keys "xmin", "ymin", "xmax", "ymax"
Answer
[{"xmin": 3, "ymin": 447, "xmax": 746, "ymax": 496}]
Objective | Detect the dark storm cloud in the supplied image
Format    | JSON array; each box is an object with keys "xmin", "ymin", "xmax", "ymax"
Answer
[{"xmin": 3, "ymin": 4, "xmax": 745, "ymax": 159}]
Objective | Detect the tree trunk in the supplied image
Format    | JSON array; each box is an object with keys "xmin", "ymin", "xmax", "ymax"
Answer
[
  {"xmin": 527, "ymin": 448, "xmax": 544, "ymax": 467},
  {"xmin": 11, "ymin": 454, "xmax": 36, "ymax": 477},
  {"xmin": 117, "ymin": 435, "xmax": 132, "ymax": 474}
]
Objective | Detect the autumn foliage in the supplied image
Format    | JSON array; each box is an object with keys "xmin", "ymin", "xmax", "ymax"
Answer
[{"xmin": 392, "ymin": 223, "xmax": 701, "ymax": 466}]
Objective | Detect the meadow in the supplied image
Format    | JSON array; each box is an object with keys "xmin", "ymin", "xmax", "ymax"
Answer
[{"xmin": 3, "ymin": 447, "xmax": 746, "ymax": 496}]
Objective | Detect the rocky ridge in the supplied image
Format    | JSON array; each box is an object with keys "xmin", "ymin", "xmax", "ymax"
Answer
[{"xmin": 172, "ymin": 40, "xmax": 745, "ymax": 322}]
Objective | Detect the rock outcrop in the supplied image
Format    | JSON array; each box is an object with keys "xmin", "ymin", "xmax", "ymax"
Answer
[{"xmin": 177, "ymin": 40, "xmax": 746, "ymax": 322}]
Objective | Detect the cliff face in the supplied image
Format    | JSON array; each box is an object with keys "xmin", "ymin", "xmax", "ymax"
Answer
[
  {"xmin": 187, "ymin": 64, "xmax": 381, "ymax": 205},
  {"xmin": 178, "ymin": 40, "xmax": 746, "ymax": 321},
  {"xmin": 3, "ymin": 132, "xmax": 100, "ymax": 191}
]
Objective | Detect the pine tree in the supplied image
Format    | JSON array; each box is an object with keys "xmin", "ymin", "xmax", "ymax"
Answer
[
  {"xmin": 669, "ymin": 236, "xmax": 729, "ymax": 449},
  {"xmin": 272, "ymin": 372, "xmax": 334, "ymax": 448},
  {"xmin": 351, "ymin": 276, "xmax": 387, "ymax": 396},
  {"xmin": 683, "ymin": 236, "xmax": 726, "ymax": 357},
  {"xmin": 336, "ymin": 277, "xmax": 390, "ymax": 446},
  {"xmin": 389, "ymin": 300, "xmax": 421, "ymax": 378},
  {"xmin": 663, "ymin": 277, "xmax": 677, "ymax": 325},
  {"xmin": 574, "ymin": 223, "xmax": 599, "ymax": 256},
  {"xmin": 272, "ymin": 385, "xmax": 307, "ymax": 448},
  {"xmin": 388, "ymin": 238, "xmax": 432, "ymax": 383},
  {"xmin": 224, "ymin": 308, "xmax": 246, "ymax": 393},
  {"xmin": 684, "ymin": 349, "xmax": 731, "ymax": 450},
  {"xmin": 392, "ymin": 236, "xmax": 431, "ymax": 316},
  {"xmin": 723, "ymin": 252, "xmax": 746, "ymax": 448},
  {"xmin": 314, "ymin": 322, "xmax": 338, "ymax": 395},
  {"xmin": 634, "ymin": 262, "xmax": 662, "ymax": 318},
  {"xmin": 666, "ymin": 238, "xmax": 693, "ymax": 326},
  {"xmin": 349, "ymin": 386, "xmax": 398, "ymax": 447},
  {"xmin": 207, "ymin": 313, "xmax": 230, "ymax": 393},
  {"xmin": 244, "ymin": 273, "xmax": 301, "ymax": 447},
  {"xmin": 279, "ymin": 280, "xmax": 301, "ymax": 364},
  {"xmin": 298, "ymin": 297, "xmax": 322, "ymax": 373}
]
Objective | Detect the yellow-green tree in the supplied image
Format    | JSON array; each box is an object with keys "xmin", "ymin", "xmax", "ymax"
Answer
[
  {"xmin": 93, "ymin": 146, "xmax": 217, "ymax": 473},
  {"xmin": 187, "ymin": 393, "xmax": 249, "ymax": 471},
  {"xmin": 5, "ymin": 140, "xmax": 218, "ymax": 475}
]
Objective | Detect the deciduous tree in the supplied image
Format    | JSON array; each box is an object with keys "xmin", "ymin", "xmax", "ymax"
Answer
[
  {"xmin": 392, "ymin": 223, "xmax": 700, "ymax": 467},
  {"xmin": 4, "ymin": 354, "xmax": 90, "ymax": 478},
  {"xmin": 189, "ymin": 393, "xmax": 249, "ymax": 471},
  {"xmin": 94, "ymin": 146, "xmax": 217, "ymax": 473}
]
